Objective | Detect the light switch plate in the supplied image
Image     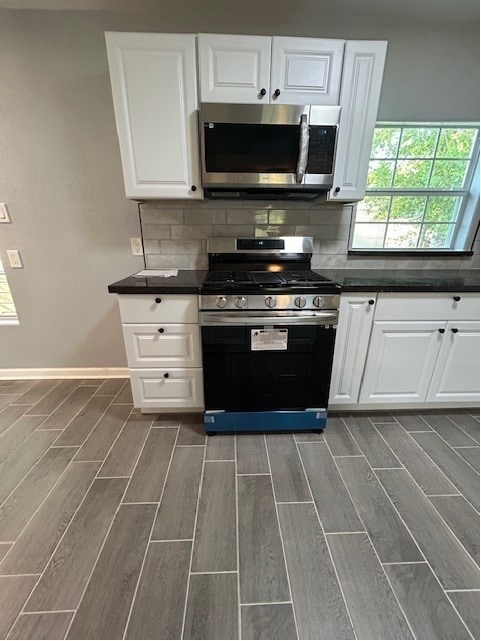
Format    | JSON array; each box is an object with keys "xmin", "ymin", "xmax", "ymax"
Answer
[
  {"xmin": 7, "ymin": 250, "xmax": 23, "ymax": 268},
  {"xmin": 0, "ymin": 203, "xmax": 11, "ymax": 223}
]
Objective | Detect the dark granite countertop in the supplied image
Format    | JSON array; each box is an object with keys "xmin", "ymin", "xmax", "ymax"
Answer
[
  {"xmin": 316, "ymin": 269, "xmax": 480, "ymax": 293},
  {"xmin": 108, "ymin": 268, "xmax": 479, "ymax": 295},
  {"xmin": 108, "ymin": 270, "xmax": 207, "ymax": 294}
]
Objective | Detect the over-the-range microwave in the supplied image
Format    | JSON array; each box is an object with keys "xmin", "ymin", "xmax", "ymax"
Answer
[{"xmin": 199, "ymin": 103, "xmax": 340, "ymax": 200}]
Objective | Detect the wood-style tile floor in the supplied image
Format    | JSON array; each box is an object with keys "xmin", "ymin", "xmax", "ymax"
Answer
[{"xmin": 0, "ymin": 378, "xmax": 479, "ymax": 640}]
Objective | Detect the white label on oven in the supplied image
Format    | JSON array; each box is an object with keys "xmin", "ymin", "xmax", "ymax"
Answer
[{"xmin": 251, "ymin": 329, "xmax": 288, "ymax": 351}]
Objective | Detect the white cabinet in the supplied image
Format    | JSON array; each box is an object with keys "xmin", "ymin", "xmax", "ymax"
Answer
[
  {"xmin": 270, "ymin": 37, "xmax": 344, "ymax": 105},
  {"xmin": 198, "ymin": 33, "xmax": 345, "ymax": 105},
  {"xmin": 197, "ymin": 34, "xmax": 271, "ymax": 104},
  {"xmin": 359, "ymin": 321, "xmax": 445, "ymax": 404},
  {"xmin": 328, "ymin": 40, "xmax": 387, "ymax": 202},
  {"xmin": 427, "ymin": 321, "xmax": 480, "ymax": 402},
  {"xmin": 117, "ymin": 294, "xmax": 204, "ymax": 412},
  {"xmin": 105, "ymin": 32, "xmax": 202, "ymax": 199},
  {"xmin": 329, "ymin": 293, "xmax": 376, "ymax": 405}
]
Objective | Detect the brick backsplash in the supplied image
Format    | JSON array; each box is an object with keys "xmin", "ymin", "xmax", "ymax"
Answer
[{"xmin": 140, "ymin": 200, "xmax": 479, "ymax": 270}]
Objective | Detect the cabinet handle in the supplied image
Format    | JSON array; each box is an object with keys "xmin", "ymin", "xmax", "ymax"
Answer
[
  {"xmin": 438, "ymin": 328, "xmax": 445, "ymax": 333},
  {"xmin": 368, "ymin": 299, "xmax": 375, "ymax": 305},
  {"xmin": 259, "ymin": 88, "xmax": 266, "ymax": 96},
  {"xmin": 452, "ymin": 328, "xmax": 459, "ymax": 333},
  {"xmin": 191, "ymin": 185, "xmax": 197, "ymax": 192},
  {"xmin": 158, "ymin": 328, "xmax": 165, "ymax": 334},
  {"xmin": 334, "ymin": 187, "xmax": 341, "ymax": 194},
  {"xmin": 164, "ymin": 373, "xmax": 170, "ymax": 378},
  {"xmin": 273, "ymin": 88, "xmax": 281, "ymax": 98},
  {"xmin": 453, "ymin": 295, "xmax": 461, "ymax": 302},
  {"xmin": 155, "ymin": 297, "xmax": 162, "ymax": 304}
]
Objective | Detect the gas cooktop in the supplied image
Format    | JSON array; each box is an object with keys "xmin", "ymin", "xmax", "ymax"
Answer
[{"xmin": 202, "ymin": 270, "xmax": 339, "ymax": 292}]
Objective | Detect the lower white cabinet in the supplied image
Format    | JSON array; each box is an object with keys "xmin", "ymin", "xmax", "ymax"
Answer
[
  {"xmin": 427, "ymin": 321, "xmax": 480, "ymax": 402},
  {"xmin": 117, "ymin": 294, "xmax": 204, "ymax": 411},
  {"xmin": 359, "ymin": 321, "xmax": 445, "ymax": 404},
  {"xmin": 130, "ymin": 368, "xmax": 204, "ymax": 410},
  {"xmin": 329, "ymin": 293, "xmax": 376, "ymax": 404}
]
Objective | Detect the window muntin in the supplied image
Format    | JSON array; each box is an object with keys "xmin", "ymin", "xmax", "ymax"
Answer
[{"xmin": 351, "ymin": 124, "xmax": 479, "ymax": 251}]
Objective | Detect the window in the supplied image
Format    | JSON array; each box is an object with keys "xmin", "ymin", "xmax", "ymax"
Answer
[
  {"xmin": 0, "ymin": 258, "xmax": 18, "ymax": 325},
  {"xmin": 350, "ymin": 124, "xmax": 480, "ymax": 252}
]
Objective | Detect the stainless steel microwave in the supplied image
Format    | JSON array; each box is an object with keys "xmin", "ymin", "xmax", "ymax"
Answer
[{"xmin": 199, "ymin": 103, "xmax": 340, "ymax": 199}]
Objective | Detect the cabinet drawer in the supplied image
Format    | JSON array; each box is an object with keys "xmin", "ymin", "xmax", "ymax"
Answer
[
  {"xmin": 375, "ymin": 293, "xmax": 480, "ymax": 322},
  {"xmin": 123, "ymin": 324, "xmax": 201, "ymax": 368},
  {"xmin": 118, "ymin": 295, "xmax": 198, "ymax": 324},
  {"xmin": 130, "ymin": 368, "xmax": 204, "ymax": 409}
]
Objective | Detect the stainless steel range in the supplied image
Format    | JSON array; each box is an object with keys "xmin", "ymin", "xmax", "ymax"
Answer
[{"xmin": 200, "ymin": 237, "xmax": 340, "ymax": 434}]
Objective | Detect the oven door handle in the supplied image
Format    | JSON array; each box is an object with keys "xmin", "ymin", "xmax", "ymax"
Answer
[
  {"xmin": 296, "ymin": 113, "xmax": 310, "ymax": 184},
  {"xmin": 200, "ymin": 311, "xmax": 338, "ymax": 326}
]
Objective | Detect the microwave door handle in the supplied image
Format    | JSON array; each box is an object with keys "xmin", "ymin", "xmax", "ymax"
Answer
[{"xmin": 296, "ymin": 113, "xmax": 310, "ymax": 184}]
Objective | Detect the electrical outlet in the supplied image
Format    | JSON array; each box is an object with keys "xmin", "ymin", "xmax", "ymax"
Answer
[
  {"xmin": 130, "ymin": 238, "xmax": 144, "ymax": 256},
  {"xmin": 7, "ymin": 250, "xmax": 23, "ymax": 268},
  {"xmin": 0, "ymin": 203, "xmax": 11, "ymax": 223}
]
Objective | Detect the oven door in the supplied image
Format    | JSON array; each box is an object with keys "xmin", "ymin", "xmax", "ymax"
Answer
[{"xmin": 200, "ymin": 311, "xmax": 337, "ymax": 413}]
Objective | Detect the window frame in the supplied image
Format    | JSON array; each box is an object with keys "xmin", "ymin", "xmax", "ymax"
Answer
[{"xmin": 348, "ymin": 122, "xmax": 480, "ymax": 255}]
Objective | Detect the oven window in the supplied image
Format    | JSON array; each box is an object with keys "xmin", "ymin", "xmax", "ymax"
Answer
[
  {"xmin": 202, "ymin": 324, "xmax": 336, "ymax": 412},
  {"xmin": 204, "ymin": 123, "xmax": 300, "ymax": 173}
]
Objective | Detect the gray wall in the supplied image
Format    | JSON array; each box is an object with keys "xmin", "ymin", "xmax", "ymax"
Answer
[{"xmin": 0, "ymin": 3, "xmax": 478, "ymax": 368}]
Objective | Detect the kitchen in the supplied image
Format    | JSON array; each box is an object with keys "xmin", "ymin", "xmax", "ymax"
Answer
[{"xmin": 0, "ymin": 1, "xmax": 479, "ymax": 640}]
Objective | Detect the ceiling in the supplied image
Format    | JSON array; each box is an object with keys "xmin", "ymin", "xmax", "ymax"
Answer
[{"xmin": 0, "ymin": 0, "xmax": 478, "ymax": 22}]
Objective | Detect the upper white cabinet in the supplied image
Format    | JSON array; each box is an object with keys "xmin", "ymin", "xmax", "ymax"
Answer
[
  {"xmin": 198, "ymin": 34, "xmax": 345, "ymax": 105},
  {"xmin": 328, "ymin": 40, "xmax": 387, "ymax": 202},
  {"xmin": 270, "ymin": 37, "xmax": 344, "ymax": 105},
  {"xmin": 197, "ymin": 34, "xmax": 272, "ymax": 104},
  {"xmin": 105, "ymin": 32, "xmax": 202, "ymax": 199}
]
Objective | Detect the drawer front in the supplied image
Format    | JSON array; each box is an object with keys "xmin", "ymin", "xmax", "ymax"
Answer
[
  {"xmin": 130, "ymin": 368, "xmax": 204, "ymax": 409},
  {"xmin": 123, "ymin": 324, "xmax": 201, "ymax": 368},
  {"xmin": 118, "ymin": 294, "xmax": 198, "ymax": 324},
  {"xmin": 375, "ymin": 293, "xmax": 480, "ymax": 322}
]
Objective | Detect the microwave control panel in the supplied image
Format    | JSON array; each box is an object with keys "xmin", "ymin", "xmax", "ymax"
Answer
[{"xmin": 306, "ymin": 126, "xmax": 337, "ymax": 174}]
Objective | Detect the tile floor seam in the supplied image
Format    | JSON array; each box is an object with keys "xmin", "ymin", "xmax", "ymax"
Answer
[
  {"xmin": 52, "ymin": 392, "xmax": 118, "ymax": 450},
  {"xmin": 119, "ymin": 414, "xmax": 156, "ymax": 499},
  {"xmin": 4, "ymin": 459, "xmax": 103, "ymax": 638},
  {"xmin": 63, "ymin": 462, "xmax": 133, "ymax": 640},
  {"xmin": 234, "ymin": 435, "xmax": 241, "ymax": 641},
  {"xmin": 36, "ymin": 387, "xmax": 98, "ymax": 438},
  {"xmin": 240, "ymin": 601, "xmax": 292, "ymax": 607},
  {"xmin": 92, "ymin": 405, "xmax": 136, "ymax": 481},
  {"xmin": 443, "ymin": 413, "xmax": 480, "ymax": 446},
  {"xmin": 295, "ymin": 437, "xmax": 359, "ymax": 638},
  {"xmin": 264, "ymin": 433, "xmax": 301, "ymax": 641},
  {"xmin": 371, "ymin": 464, "xmax": 480, "ymax": 588},
  {"xmin": 150, "ymin": 538, "xmax": 193, "ymax": 543},
  {"xmin": 326, "ymin": 436, "xmax": 419, "ymax": 639},
  {"xmin": 380, "ymin": 415, "xmax": 471, "ymax": 502},
  {"xmin": 444, "ymin": 592, "xmax": 477, "ymax": 639},
  {"xmin": 121, "ymin": 423, "xmax": 181, "ymax": 639},
  {"xmin": 180, "ymin": 427, "xmax": 207, "ymax": 640},
  {"xmin": 189, "ymin": 570, "xmax": 238, "ymax": 575}
]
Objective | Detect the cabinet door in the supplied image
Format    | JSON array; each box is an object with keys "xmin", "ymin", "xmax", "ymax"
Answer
[
  {"xmin": 123, "ymin": 324, "xmax": 201, "ymax": 368},
  {"xmin": 130, "ymin": 368, "xmax": 204, "ymax": 410},
  {"xmin": 105, "ymin": 32, "xmax": 201, "ymax": 199},
  {"xmin": 329, "ymin": 294, "xmax": 376, "ymax": 405},
  {"xmin": 198, "ymin": 34, "xmax": 271, "ymax": 104},
  {"xmin": 270, "ymin": 37, "xmax": 344, "ymax": 105},
  {"xmin": 328, "ymin": 41, "xmax": 387, "ymax": 202},
  {"xmin": 427, "ymin": 321, "xmax": 480, "ymax": 402},
  {"xmin": 359, "ymin": 321, "xmax": 444, "ymax": 404}
]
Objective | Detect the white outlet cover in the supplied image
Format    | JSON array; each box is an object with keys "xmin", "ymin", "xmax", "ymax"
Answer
[
  {"xmin": 7, "ymin": 249, "xmax": 23, "ymax": 268},
  {"xmin": 130, "ymin": 238, "xmax": 144, "ymax": 256},
  {"xmin": 0, "ymin": 203, "xmax": 11, "ymax": 223}
]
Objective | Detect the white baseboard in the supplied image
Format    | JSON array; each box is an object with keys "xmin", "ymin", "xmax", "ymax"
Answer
[{"xmin": 0, "ymin": 367, "xmax": 129, "ymax": 380}]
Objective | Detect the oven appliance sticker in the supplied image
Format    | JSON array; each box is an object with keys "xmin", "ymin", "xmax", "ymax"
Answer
[{"xmin": 251, "ymin": 329, "xmax": 288, "ymax": 351}]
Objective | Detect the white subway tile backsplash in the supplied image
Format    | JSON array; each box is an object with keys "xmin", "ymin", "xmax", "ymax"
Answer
[
  {"xmin": 226, "ymin": 210, "xmax": 269, "ymax": 224},
  {"xmin": 145, "ymin": 254, "xmax": 190, "ymax": 268},
  {"xmin": 160, "ymin": 240, "xmax": 205, "ymax": 254},
  {"xmin": 268, "ymin": 210, "xmax": 310, "ymax": 225},
  {"xmin": 184, "ymin": 210, "xmax": 227, "ymax": 225},
  {"xmin": 171, "ymin": 224, "xmax": 213, "ymax": 239},
  {"xmin": 141, "ymin": 208, "xmax": 184, "ymax": 224},
  {"xmin": 212, "ymin": 224, "xmax": 255, "ymax": 236},
  {"xmin": 141, "ymin": 224, "xmax": 171, "ymax": 240}
]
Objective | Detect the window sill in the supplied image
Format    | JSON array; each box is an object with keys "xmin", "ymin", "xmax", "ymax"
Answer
[
  {"xmin": 0, "ymin": 318, "xmax": 19, "ymax": 326},
  {"xmin": 348, "ymin": 250, "xmax": 474, "ymax": 257}
]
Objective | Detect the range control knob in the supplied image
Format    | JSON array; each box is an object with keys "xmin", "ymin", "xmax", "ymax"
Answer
[
  {"xmin": 216, "ymin": 296, "xmax": 227, "ymax": 308},
  {"xmin": 265, "ymin": 296, "xmax": 277, "ymax": 308},
  {"xmin": 235, "ymin": 296, "xmax": 247, "ymax": 309},
  {"xmin": 313, "ymin": 296, "xmax": 325, "ymax": 308},
  {"xmin": 295, "ymin": 296, "xmax": 306, "ymax": 308}
]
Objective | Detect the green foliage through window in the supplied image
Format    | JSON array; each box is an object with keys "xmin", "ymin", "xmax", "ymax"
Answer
[{"xmin": 353, "ymin": 123, "xmax": 479, "ymax": 250}]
